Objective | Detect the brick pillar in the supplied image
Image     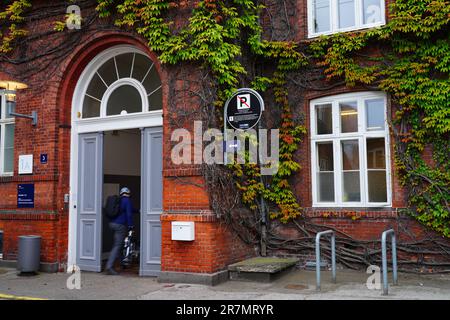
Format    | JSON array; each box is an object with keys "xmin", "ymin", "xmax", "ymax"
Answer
[{"xmin": 159, "ymin": 174, "xmax": 255, "ymax": 285}]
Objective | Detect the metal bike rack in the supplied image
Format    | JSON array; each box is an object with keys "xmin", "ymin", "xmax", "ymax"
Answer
[
  {"xmin": 381, "ymin": 229, "xmax": 398, "ymax": 295},
  {"xmin": 315, "ymin": 230, "xmax": 336, "ymax": 291}
]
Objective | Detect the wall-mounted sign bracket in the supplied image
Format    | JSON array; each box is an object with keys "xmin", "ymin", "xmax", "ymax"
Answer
[{"xmin": 9, "ymin": 108, "xmax": 38, "ymax": 126}]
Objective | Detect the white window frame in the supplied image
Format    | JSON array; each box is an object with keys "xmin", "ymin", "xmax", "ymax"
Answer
[
  {"xmin": 0, "ymin": 91, "xmax": 15, "ymax": 176},
  {"xmin": 310, "ymin": 91, "xmax": 391, "ymax": 207},
  {"xmin": 100, "ymin": 78, "xmax": 149, "ymax": 117},
  {"xmin": 307, "ymin": 0, "xmax": 386, "ymax": 38},
  {"xmin": 79, "ymin": 48, "xmax": 162, "ymax": 121}
]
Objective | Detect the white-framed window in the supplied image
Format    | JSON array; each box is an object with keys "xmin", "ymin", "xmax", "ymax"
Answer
[
  {"xmin": 310, "ymin": 92, "xmax": 391, "ymax": 207},
  {"xmin": 81, "ymin": 50, "xmax": 162, "ymax": 119},
  {"xmin": 0, "ymin": 91, "xmax": 15, "ymax": 176},
  {"xmin": 308, "ymin": 0, "xmax": 386, "ymax": 38}
]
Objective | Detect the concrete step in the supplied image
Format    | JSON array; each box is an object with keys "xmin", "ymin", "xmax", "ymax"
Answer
[{"xmin": 228, "ymin": 257, "xmax": 299, "ymax": 282}]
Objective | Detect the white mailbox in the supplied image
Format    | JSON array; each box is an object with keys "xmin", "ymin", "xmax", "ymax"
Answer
[{"xmin": 171, "ymin": 221, "xmax": 195, "ymax": 241}]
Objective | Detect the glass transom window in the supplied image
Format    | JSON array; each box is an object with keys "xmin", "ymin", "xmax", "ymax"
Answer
[
  {"xmin": 310, "ymin": 92, "xmax": 391, "ymax": 207},
  {"xmin": 82, "ymin": 52, "xmax": 162, "ymax": 118},
  {"xmin": 308, "ymin": 0, "xmax": 386, "ymax": 37}
]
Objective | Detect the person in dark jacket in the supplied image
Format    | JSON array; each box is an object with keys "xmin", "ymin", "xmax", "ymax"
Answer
[{"xmin": 105, "ymin": 187, "xmax": 137, "ymax": 275}]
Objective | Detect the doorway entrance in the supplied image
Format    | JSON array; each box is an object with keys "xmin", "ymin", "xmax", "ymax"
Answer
[
  {"xmin": 102, "ymin": 129, "xmax": 141, "ymax": 274},
  {"xmin": 68, "ymin": 45, "xmax": 163, "ymax": 276}
]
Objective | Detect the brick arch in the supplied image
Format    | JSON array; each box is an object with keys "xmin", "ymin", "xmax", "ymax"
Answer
[
  {"xmin": 56, "ymin": 33, "xmax": 167, "ymax": 126},
  {"xmin": 52, "ymin": 33, "xmax": 168, "ymax": 265}
]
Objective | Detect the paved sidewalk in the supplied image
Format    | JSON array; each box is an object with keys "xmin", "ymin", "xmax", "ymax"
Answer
[{"xmin": 0, "ymin": 267, "xmax": 449, "ymax": 300}]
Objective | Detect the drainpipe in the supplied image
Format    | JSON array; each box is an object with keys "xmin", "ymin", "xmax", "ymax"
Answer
[{"xmin": 258, "ymin": 120, "xmax": 267, "ymax": 257}]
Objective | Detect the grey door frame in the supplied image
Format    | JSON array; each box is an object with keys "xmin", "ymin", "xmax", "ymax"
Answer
[
  {"xmin": 76, "ymin": 127, "xmax": 163, "ymax": 275},
  {"xmin": 139, "ymin": 127, "xmax": 163, "ymax": 276},
  {"xmin": 77, "ymin": 132, "xmax": 103, "ymax": 272}
]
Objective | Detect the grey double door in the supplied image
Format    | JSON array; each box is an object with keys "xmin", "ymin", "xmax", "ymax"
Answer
[{"xmin": 76, "ymin": 127, "xmax": 163, "ymax": 275}]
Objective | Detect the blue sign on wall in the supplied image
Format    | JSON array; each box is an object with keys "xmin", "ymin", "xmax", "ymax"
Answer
[
  {"xmin": 40, "ymin": 154, "xmax": 48, "ymax": 164},
  {"xmin": 18, "ymin": 184, "xmax": 34, "ymax": 208}
]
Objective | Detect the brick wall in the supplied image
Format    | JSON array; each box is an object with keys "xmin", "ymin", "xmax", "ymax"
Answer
[
  {"xmin": 269, "ymin": 209, "xmax": 445, "ymax": 269},
  {"xmin": 0, "ymin": 0, "xmax": 255, "ymax": 273},
  {"xmin": 0, "ymin": 0, "xmax": 157, "ymax": 268},
  {"xmin": 0, "ymin": 214, "xmax": 58, "ymax": 262},
  {"xmin": 159, "ymin": 59, "xmax": 257, "ymax": 272},
  {"xmin": 161, "ymin": 214, "xmax": 255, "ymax": 273},
  {"xmin": 0, "ymin": 0, "xmax": 446, "ymax": 275}
]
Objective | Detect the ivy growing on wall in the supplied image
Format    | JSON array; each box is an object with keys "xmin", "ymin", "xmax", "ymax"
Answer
[
  {"xmin": 0, "ymin": 0, "xmax": 30, "ymax": 53},
  {"xmin": 308, "ymin": 0, "xmax": 450, "ymax": 236},
  {"xmin": 98, "ymin": 0, "xmax": 309, "ymax": 223},
  {"xmin": 1, "ymin": 0, "xmax": 449, "ymax": 237}
]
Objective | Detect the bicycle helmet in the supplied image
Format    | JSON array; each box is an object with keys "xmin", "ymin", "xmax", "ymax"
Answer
[{"xmin": 120, "ymin": 187, "xmax": 131, "ymax": 196}]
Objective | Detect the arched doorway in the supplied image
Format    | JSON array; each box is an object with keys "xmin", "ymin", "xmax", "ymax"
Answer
[{"xmin": 68, "ymin": 45, "xmax": 163, "ymax": 276}]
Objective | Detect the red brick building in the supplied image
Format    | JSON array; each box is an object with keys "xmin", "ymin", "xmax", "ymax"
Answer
[{"xmin": 0, "ymin": 0, "xmax": 444, "ymax": 283}]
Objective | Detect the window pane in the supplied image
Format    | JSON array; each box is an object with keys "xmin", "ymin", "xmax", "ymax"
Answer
[
  {"xmin": 4, "ymin": 124, "xmax": 14, "ymax": 173},
  {"xmin": 363, "ymin": 0, "xmax": 382, "ymax": 24},
  {"xmin": 316, "ymin": 104, "xmax": 332, "ymax": 135},
  {"xmin": 0, "ymin": 94, "xmax": 14, "ymax": 119},
  {"xmin": 368, "ymin": 171, "xmax": 387, "ymax": 202},
  {"xmin": 318, "ymin": 172, "xmax": 335, "ymax": 202},
  {"xmin": 317, "ymin": 142, "xmax": 334, "ymax": 202},
  {"xmin": 82, "ymin": 95, "xmax": 101, "ymax": 118},
  {"xmin": 318, "ymin": 142, "xmax": 334, "ymax": 171},
  {"xmin": 4, "ymin": 148, "xmax": 13, "ymax": 173},
  {"xmin": 98, "ymin": 58, "xmax": 118, "ymax": 86},
  {"xmin": 343, "ymin": 171, "xmax": 361, "ymax": 202},
  {"xmin": 338, "ymin": 0, "xmax": 356, "ymax": 29},
  {"xmin": 148, "ymin": 87, "xmax": 163, "ymax": 111},
  {"xmin": 367, "ymin": 138, "xmax": 385, "ymax": 169},
  {"xmin": 366, "ymin": 98, "xmax": 385, "ymax": 131},
  {"xmin": 132, "ymin": 54, "xmax": 153, "ymax": 82},
  {"xmin": 341, "ymin": 140, "xmax": 359, "ymax": 170},
  {"xmin": 5, "ymin": 100, "xmax": 15, "ymax": 119},
  {"xmin": 86, "ymin": 73, "xmax": 107, "ymax": 100},
  {"xmin": 106, "ymin": 85, "xmax": 142, "ymax": 116},
  {"xmin": 340, "ymin": 101, "xmax": 358, "ymax": 133},
  {"xmin": 5, "ymin": 123, "xmax": 14, "ymax": 149},
  {"xmin": 142, "ymin": 66, "xmax": 162, "ymax": 96},
  {"xmin": 115, "ymin": 53, "xmax": 134, "ymax": 79},
  {"xmin": 314, "ymin": 0, "xmax": 331, "ymax": 33}
]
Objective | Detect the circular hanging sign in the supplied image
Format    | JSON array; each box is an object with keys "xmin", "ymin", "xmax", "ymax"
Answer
[{"xmin": 224, "ymin": 88, "xmax": 264, "ymax": 130}]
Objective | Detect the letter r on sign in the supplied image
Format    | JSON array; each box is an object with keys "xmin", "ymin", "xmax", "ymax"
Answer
[{"xmin": 237, "ymin": 94, "xmax": 251, "ymax": 110}]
